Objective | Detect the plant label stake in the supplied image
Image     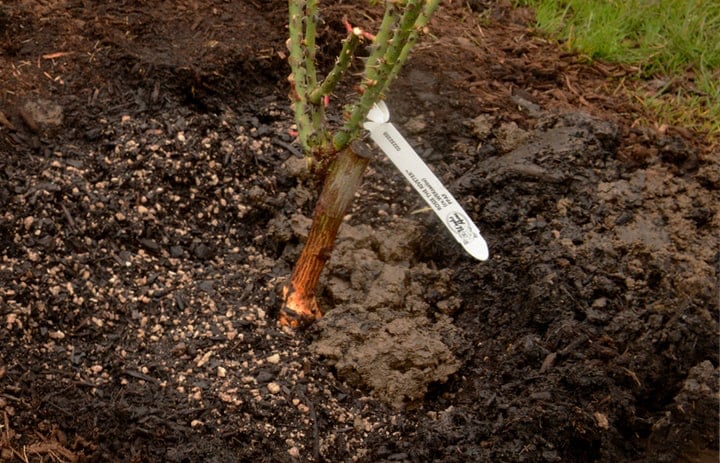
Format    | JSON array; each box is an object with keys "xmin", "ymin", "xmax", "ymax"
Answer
[{"xmin": 364, "ymin": 101, "xmax": 489, "ymax": 261}]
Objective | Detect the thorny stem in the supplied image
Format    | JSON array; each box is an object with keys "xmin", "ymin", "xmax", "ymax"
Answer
[
  {"xmin": 309, "ymin": 26, "xmax": 363, "ymax": 105},
  {"xmin": 304, "ymin": 0, "xmax": 319, "ymax": 92},
  {"xmin": 360, "ymin": 2, "xmax": 400, "ymax": 88},
  {"xmin": 387, "ymin": 0, "xmax": 441, "ymax": 84},
  {"xmin": 303, "ymin": 0, "xmax": 330, "ymax": 151},
  {"xmin": 330, "ymin": 3, "xmax": 398, "ymax": 150},
  {"xmin": 287, "ymin": 0, "xmax": 313, "ymax": 154},
  {"xmin": 333, "ymin": 0, "xmax": 425, "ymax": 150}
]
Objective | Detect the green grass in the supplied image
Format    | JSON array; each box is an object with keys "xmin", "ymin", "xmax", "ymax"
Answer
[{"xmin": 515, "ymin": 0, "xmax": 720, "ymax": 135}]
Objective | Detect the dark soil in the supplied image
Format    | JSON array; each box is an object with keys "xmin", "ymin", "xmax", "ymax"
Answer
[{"xmin": 1, "ymin": 1, "xmax": 718, "ymax": 462}]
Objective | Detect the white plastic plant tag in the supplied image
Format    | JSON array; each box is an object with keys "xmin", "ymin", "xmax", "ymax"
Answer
[{"xmin": 363, "ymin": 101, "xmax": 489, "ymax": 261}]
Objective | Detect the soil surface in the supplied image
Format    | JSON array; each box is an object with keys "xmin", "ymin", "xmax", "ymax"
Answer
[{"xmin": 1, "ymin": 1, "xmax": 718, "ymax": 462}]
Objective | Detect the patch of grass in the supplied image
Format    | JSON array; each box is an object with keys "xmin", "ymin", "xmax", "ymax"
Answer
[{"xmin": 515, "ymin": 0, "xmax": 720, "ymax": 134}]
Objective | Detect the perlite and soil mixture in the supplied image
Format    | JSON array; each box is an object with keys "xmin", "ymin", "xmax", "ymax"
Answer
[{"xmin": 0, "ymin": 1, "xmax": 718, "ymax": 462}]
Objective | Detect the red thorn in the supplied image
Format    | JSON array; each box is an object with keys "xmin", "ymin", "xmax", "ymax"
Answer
[
  {"xmin": 342, "ymin": 16, "xmax": 353, "ymax": 34},
  {"xmin": 343, "ymin": 16, "xmax": 374, "ymax": 41}
]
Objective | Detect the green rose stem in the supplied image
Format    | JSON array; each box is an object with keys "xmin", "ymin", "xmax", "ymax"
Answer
[{"xmin": 280, "ymin": 0, "xmax": 441, "ymax": 328}]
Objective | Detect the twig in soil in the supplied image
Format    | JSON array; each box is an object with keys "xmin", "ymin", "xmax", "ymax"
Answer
[
  {"xmin": 122, "ymin": 369, "xmax": 160, "ymax": 384},
  {"xmin": 61, "ymin": 204, "xmax": 76, "ymax": 229},
  {"xmin": 308, "ymin": 399, "xmax": 319, "ymax": 461},
  {"xmin": 559, "ymin": 334, "xmax": 589, "ymax": 356},
  {"xmin": 2, "ymin": 411, "xmax": 78, "ymax": 463},
  {"xmin": 621, "ymin": 367, "xmax": 642, "ymax": 387},
  {"xmin": 0, "ymin": 411, "xmax": 26, "ymax": 463},
  {"xmin": 295, "ymin": 389, "xmax": 320, "ymax": 461},
  {"xmin": 0, "ymin": 110, "xmax": 16, "ymax": 130},
  {"xmin": 1, "ymin": 393, "xmax": 22, "ymax": 403},
  {"xmin": 42, "ymin": 51, "xmax": 76, "ymax": 60},
  {"xmin": 272, "ymin": 138, "xmax": 304, "ymax": 159},
  {"xmin": 44, "ymin": 400, "xmax": 75, "ymax": 418},
  {"xmin": 26, "ymin": 438, "xmax": 78, "ymax": 463},
  {"xmin": 2, "ymin": 411, "xmax": 11, "ymax": 445}
]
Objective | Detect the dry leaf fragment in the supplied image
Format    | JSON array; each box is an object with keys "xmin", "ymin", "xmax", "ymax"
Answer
[{"xmin": 594, "ymin": 411, "xmax": 609, "ymax": 429}]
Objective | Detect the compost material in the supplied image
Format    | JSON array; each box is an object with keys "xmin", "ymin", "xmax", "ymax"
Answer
[{"xmin": 1, "ymin": 1, "xmax": 717, "ymax": 462}]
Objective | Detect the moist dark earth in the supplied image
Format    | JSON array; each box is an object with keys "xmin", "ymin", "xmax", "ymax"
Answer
[{"xmin": 1, "ymin": 1, "xmax": 718, "ymax": 462}]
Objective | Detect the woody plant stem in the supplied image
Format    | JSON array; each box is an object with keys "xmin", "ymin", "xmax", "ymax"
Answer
[{"xmin": 281, "ymin": 0, "xmax": 441, "ymax": 328}]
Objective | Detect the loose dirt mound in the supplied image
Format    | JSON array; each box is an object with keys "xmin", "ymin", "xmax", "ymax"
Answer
[{"xmin": 1, "ymin": 1, "xmax": 717, "ymax": 462}]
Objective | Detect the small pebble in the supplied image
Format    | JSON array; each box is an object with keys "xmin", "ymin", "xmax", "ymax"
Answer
[
  {"xmin": 267, "ymin": 382, "xmax": 281, "ymax": 394},
  {"xmin": 89, "ymin": 365, "xmax": 103, "ymax": 374}
]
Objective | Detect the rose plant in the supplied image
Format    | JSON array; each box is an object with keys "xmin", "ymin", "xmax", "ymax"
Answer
[{"xmin": 281, "ymin": 0, "xmax": 441, "ymax": 328}]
